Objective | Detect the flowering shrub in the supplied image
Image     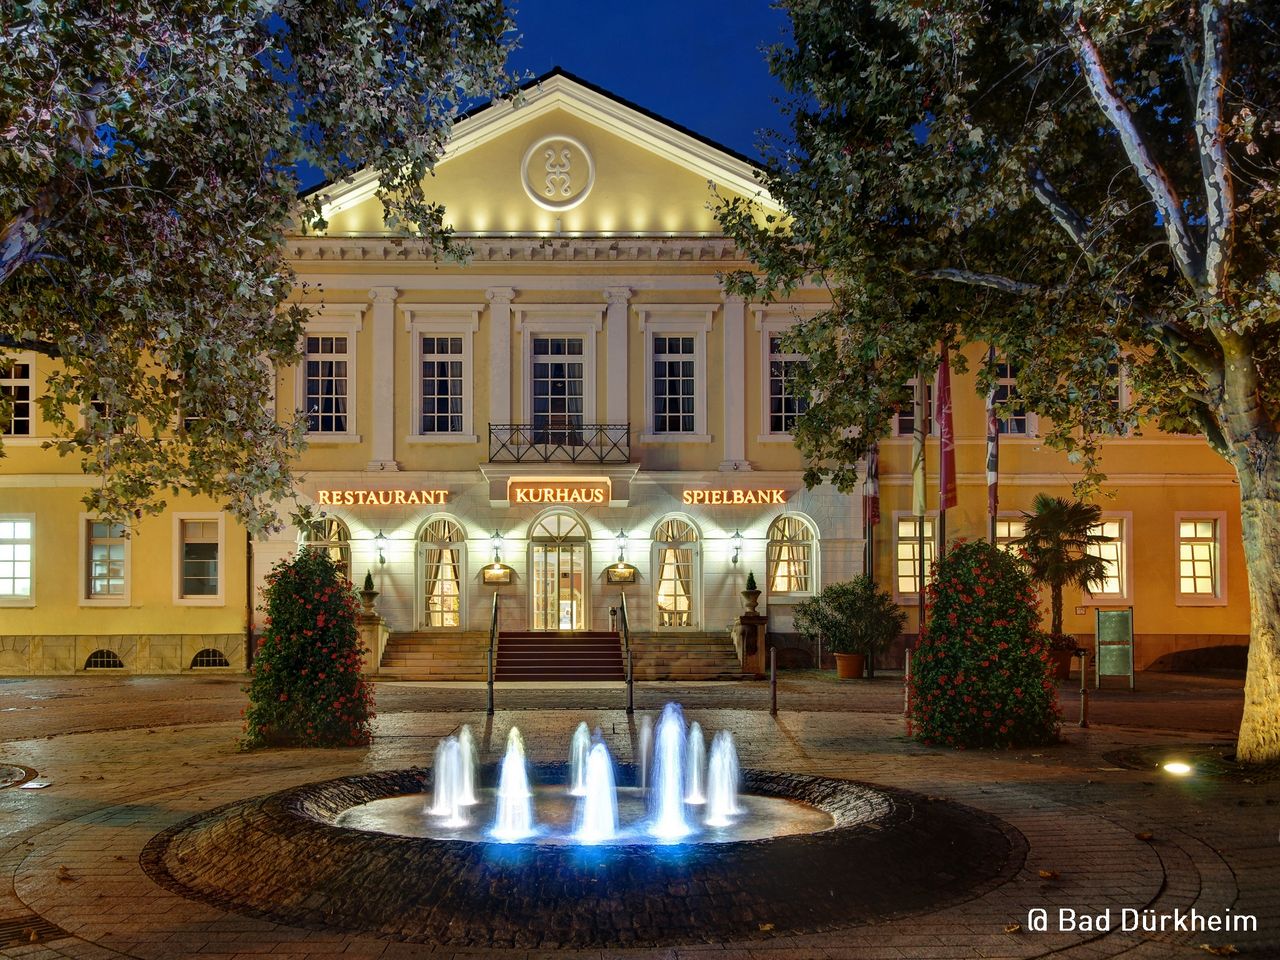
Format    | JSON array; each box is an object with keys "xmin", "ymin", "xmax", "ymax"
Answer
[
  {"xmin": 909, "ymin": 540, "xmax": 1059, "ymax": 748},
  {"xmin": 243, "ymin": 548, "xmax": 374, "ymax": 748}
]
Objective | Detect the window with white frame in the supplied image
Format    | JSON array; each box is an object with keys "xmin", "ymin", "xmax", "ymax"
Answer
[
  {"xmin": 767, "ymin": 335, "xmax": 809, "ymax": 434},
  {"xmin": 301, "ymin": 516, "xmax": 351, "ymax": 584},
  {"xmin": 420, "ymin": 518, "xmax": 464, "ymax": 628},
  {"xmin": 532, "ymin": 336, "xmax": 586, "ymax": 439},
  {"xmin": 304, "ymin": 334, "xmax": 350, "ymax": 433},
  {"xmin": 0, "ymin": 519, "xmax": 33, "ymax": 600},
  {"xmin": 766, "ymin": 515, "xmax": 815, "ymax": 594},
  {"xmin": 178, "ymin": 518, "xmax": 221, "ymax": 600},
  {"xmin": 894, "ymin": 379, "xmax": 934, "ymax": 437},
  {"xmin": 1085, "ymin": 519, "xmax": 1125, "ymax": 597},
  {"xmin": 1178, "ymin": 517, "xmax": 1222, "ymax": 599},
  {"xmin": 86, "ymin": 520, "xmax": 128, "ymax": 600},
  {"xmin": 895, "ymin": 516, "xmax": 936, "ymax": 596},
  {"xmin": 652, "ymin": 335, "xmax": 697, "ymax": 434},
  {"xmin": 653, "ymin": 517, "xmax": 698, "ymax": 627},
  {"xmin": 993, "ymin": 363, "xmax": 1029, "ymax": 435},
  {"xmin": 994, "ymin": 518, "xmax": 1026, "ymax": 553},
  {"xmin": 1, "ymin": 360, "xmax": 33, "ymax": 436},
  {"xmin": 420, "ymin": 335, "xmax": 465, "ymax": 434}
]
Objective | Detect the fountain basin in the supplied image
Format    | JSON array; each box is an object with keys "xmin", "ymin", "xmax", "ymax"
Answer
[{"xmin": 143, "ymin": 763, "xmax": 1025, "ymax": 949}]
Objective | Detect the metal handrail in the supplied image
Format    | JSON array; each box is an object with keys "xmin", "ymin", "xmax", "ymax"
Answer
[
  {"xmin": 619, "ymin": 591, "xmax": 633, "ymax": 714},
  {"xmin": 488, "ymin": 423, "xmax": 631, "ymax": 463},
  {"xmin": 487, "ymin": 592, "xmax": 498, "ymax": 716}
]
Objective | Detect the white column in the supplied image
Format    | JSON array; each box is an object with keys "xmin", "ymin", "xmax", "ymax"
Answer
[
  {"xmin": 720, "ymin": 292, "xmax": 751, "ymax": 471},
  {"xmin": 366, "ymin": 286, "xmax": 399, "ymax": 471},
  {"xmin": 604, "ymin": 286, "xmax": 631, "ymax": 425},
  {"xmin": 487, "ymin": 287, "xmax": 515, "ymax": 427}
]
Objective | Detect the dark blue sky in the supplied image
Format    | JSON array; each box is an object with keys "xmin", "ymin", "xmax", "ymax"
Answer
[{"xmin": 508, "ymin": 2, "xmax": 789, "ymax": 160}]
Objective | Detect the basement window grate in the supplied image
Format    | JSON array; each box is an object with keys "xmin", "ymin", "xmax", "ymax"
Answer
[
  {"xmin": 190, "ymin": 648, "xmax": 230, "ymax": 668},
  {"xmin": 84, "ymin": 649, "xmax": 124, "ymax": 669}
]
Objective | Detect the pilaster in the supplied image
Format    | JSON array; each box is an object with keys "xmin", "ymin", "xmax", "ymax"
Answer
[
  {"xmin": 604, "ymin": 287, "xmax": 632, "ymax": 426},
  {"xmin": 366, "ymin": 286, "xmax": 399, "ymax": 471},
  {"xmin": 487, "ymin": 287, "xmax": 515, "ymax": 428},
  {"xmin": 719, "ymin": 292, "xmax": 752, "ymax": 471}
]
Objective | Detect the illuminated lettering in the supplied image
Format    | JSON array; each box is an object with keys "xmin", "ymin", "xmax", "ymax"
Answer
[{"xmin": 680, "ymin": 488, "xmax": 788, "ymax": 506}]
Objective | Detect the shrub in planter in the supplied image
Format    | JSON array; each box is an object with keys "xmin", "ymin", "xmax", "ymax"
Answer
[
  {"xmin": 910, "ymin": 540, "xmax": 1059, "ymax": 748},
  {"xmin": 794, "ymin": 576, "xmax": 905, "ymax": 677},
  {"xmin": 243, "ymin": 547, "xmax": 375, "ymax": 748}
]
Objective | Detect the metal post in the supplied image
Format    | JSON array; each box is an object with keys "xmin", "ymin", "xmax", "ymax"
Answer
[
  {"xmin": 1076, "ymin": 647, "xmax": 1089, "ymax": 728},
  {"xmin": 486, "ymin": 648, "xmax": 494, "ymax": 717},
  {"xmin": 626, "ymin": 647, "xmax": 634, "ymax": 715},
  {"xmin": 769, "ymin": 647, "xmax": 778, "ymax": 716},
  {"xmin": 904, "ymin": 648, "xmax": 913, "ymax": 736}
]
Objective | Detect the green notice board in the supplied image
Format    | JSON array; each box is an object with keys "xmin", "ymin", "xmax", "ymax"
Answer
[{"xmin": 1094, "ymin": 607, "xmax": 1135, "ymax": 690}]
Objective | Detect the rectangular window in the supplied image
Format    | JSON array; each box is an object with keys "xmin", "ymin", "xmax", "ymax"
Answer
[
  {"xmin": 652, "ymin": 334, "xmax": 696, "ymax": 433},
  {"xmin": 304, "ymin": 334, "xmax": 349, "ymax": 433},
  {"xmin": 1, "ymin": 362, "xmax": 32, "ymax": 436},
  {"xmin": 1086, "ymin": 519, "xmax": 1125, "ymax": 596},
  {"xmin": 179, "ymin": 520, "xmax": 220, "ymax": 598},
  {"xmin": 994, "ymin": 518, "xmax": 1026, "ymax": 553},
  {"xmin": 420, "ymin": 335, "xmax": 464, "ymax": 434},
  {"xmin": 895, "ymin": 380, "xmax": 934, "ymax": 437},
  {"xmin": 0, "ymin": 519, "xmax": 33, "ymax": 600},
  {"xmin": 993, "ymin": 363, "xmax": 1029, "ymax": 435},
  {"xmin": 87, "ymin": 520, "xmax": 128, "ymax": 599},
  {"xmin": 767, "ymin": 335, "xmax": 808, "ymax": 434},
  {"xmin": 531, "ymin": 336, "xmax": 585, "ymax": 440},
  {"xmin": 1178, "ymin": 518, "xmax": 1220, "ymax": 597},
  {"xmin": 895, "ymin": 516, "xmax": 936, "ymax": 596}
]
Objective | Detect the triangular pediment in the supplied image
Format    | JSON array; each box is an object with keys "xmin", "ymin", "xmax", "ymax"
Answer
[{"xmin": 313, "ymin": 70, "xmax": 776, "ymax": 237}]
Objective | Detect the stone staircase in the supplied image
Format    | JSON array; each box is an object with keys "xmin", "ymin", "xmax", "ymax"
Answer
[
  {"xmin": 377, "ymin": 631, "xmax": 489, "ymax": 680},
  {"xmin": 495, "ymin": 631, "xmax": 625, "ymax": 682},
  {"xmin": 629, "ymin": 632, "xmax": 748, "ymax": 680}
]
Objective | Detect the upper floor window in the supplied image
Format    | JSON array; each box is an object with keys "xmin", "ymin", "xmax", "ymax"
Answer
[
  {"xmin": 767, "ymin": 335, "xmax": 808, "ymax": 435},
  {"xmin": 532, "ymin": 336, "xmax": 585, "ymax": 437},
  {"xmin": 420, "ymin": 336, "xmax": 465, "ymax": 434},
  {"xmin": 0, "ymin": 518, "xmax": 33, "ymax": 601},
  {"xmin": 895, "ymin": 515, "xmax": 936, "ymax": 597},
  {"xmin": 1, "ymin": 361, "xmax": 33, "ymax": 436},
  {"xmin": 993, "ymin": 363, "xmax": 1029, "ymax": 435},
  {"xmin": 766, "ymin": 515, "xmax": 815, "ymax": 595},
  {"xmin": 85, "ymin": 520, "xmax": 128, "ymax": 602},
  {"xmin": 994, "ymin": 518, "xmax": 1026, "ymax": 553},
  {"xmin": 301, "ymin": 515, "xmax": 352, "ymax": 584},
  {"xmin": 652, "ymin": 335, "xmax": 697, "ymax": 434},
  {"xmin": 1085, "ymin": 519, "xmax": 1126, "ymax": 598},
  {"xmin": 894, "ymin": 379, "xmax": 934, "ymax": 437},
  {"xmin": 304, "ymin": 334, "xmax": 350, "ymax": 433}
]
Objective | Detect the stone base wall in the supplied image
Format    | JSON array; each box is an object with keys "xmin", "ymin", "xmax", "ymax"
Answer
[{"xmin": 0, "ymin": 634, "xmax": 247, "ymax": 676}]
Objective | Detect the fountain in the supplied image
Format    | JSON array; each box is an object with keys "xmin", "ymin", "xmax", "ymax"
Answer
[
  {"xmin": 649, "ymin": 702, "xmax": 692, "ymax": 839},
  {"xmin": 427, "ymin": 737, "xmax": 468, "ymax": 827},
  {"xmin": 568, "ymin": 722, "xmax": 591, "ymax": 796},
  {"xmin": 458, "ymin": 725, "xmax": 478, "ymax": 805},
  {"xmin": 705, "ymin": 730, "xmax": 742, "ymax": 827},
  {"xmin": 637, "ymin": 714, "xmax": 653, "ymax": 788},
  {"xmin": 491, "ymin": 727, "xmax": 535, "ymax": 841},
  {"xmin": 685, "ymin": 721, "xmax": 706, "ymax": 805},
  {"xmin": 573, "ymin": 742, "xmax": 619, "ymax": 843}
]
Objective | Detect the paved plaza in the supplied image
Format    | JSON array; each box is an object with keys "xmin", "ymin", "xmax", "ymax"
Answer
[{"xmin": 0, "ymin": 673, "xmax": 1275, "ymax": 959}]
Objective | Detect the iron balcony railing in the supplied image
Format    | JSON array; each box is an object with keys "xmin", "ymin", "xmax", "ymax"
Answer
[{"xmin": 488, "ymin": 423, "xmax": 630, "ymax": 463}]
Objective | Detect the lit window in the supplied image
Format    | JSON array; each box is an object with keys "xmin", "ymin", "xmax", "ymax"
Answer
[
  {"xmin": 895, "ymin": 379, "xmax": 933, "ymax": 437},
  {"xmin": 652, "ymin": 335, "xmax": 697, "ymax": 434},
  {"xmin": 1178, "ymin": 519, "xmax": 1219, "ymax": 597},
  {"xmin": 895, "ymin": 516, "xmax": 936, "ymax": 595},
  {"xmin": 1086, "ymin": 519, "xmax": 1125, "ymax": 596},
  {"xmin": 420, "ymin": 518, "xmax": 464, "ymax": 627},
  {"xmin": 531, "ymin": 336, "xmax": 585, "ymax": 441},
  {"xmin": 767, "ymin": 515, "xmax": 815, "ymax": 594},
  {"xmin": 994, "ymin": 518, "xmax": 1026, "ymax": 553},
  {"xmin": 87, "ymin": 521, "xmax": 128, "ymax": 599},
  {"xmin": 653, "ymin": 518, "xmax": 698, "ymax": 627},
  {"xmin": 993, "ymin": 363, "xmax": 1029, "ymax": 435},
  {"xmin": 767, "ymin": 335, "xmax": 808, "ymax": 434},
  {"xmin": 1, "ymin": 361, "xmax": 32, "ymax": 436},
  {"xmin": 301, "ymin": 516, "xmax": 351, "ymax": 584},
  {"xmin": 179, "ymin": 520, "xmax": 220, "ymax": 598},
  {"xmin": 304, "ymin": 334, "xmax": 350, "ymax": 433},
  {"xmin": 0, "ymin": 519, "xmax": 33, "ymax": 599},
  {"xmin": 420, "ymin": 336, "xmax": 464, "ymax": 434}
]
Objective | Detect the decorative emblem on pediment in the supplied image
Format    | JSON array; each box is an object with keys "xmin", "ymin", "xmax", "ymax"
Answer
[{"xmin": 521, "ymin": 135, "xmax": 594, "ymax": 211}]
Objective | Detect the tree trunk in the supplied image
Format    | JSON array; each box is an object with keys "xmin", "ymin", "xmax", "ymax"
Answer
[
  {"xmin": 1050, "ymin": 583, "xmax": 1064, "ymax": 636},
  {"xmin": 1235, "ymin": 477, "xmax": 1280, "ymax": 764}
]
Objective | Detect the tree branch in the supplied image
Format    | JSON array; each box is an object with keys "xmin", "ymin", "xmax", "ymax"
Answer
[
  {"xmin": 1027, "ymin": 164, "xmax": 1093, "ymax": 253},
  {"xmin": 0, "ymin": 336, "xmax": 60, "ymax": 358},
  {"xmin": 1064, "ymin": 13, "xmax": 1204, "ymax": 287},
  {"xmin": 1195, "ymin": 0, "xmax": 1233, "ymax": 292},
  {"xmin": 919, "ymin": 268, "xmax": 1044, "ymax": 296}
]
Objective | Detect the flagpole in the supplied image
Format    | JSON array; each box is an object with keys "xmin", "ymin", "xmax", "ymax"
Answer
[
  {"xmin": 986, "ymin": 346, "xmax": 999, "ymax": 544},
  {"xmin": 912, "ymin": 366, "xmax": 927, "ymax": 637},
  {"xmin": 937, "ymin": 345, "xmax": 958, "ymax": 559}
]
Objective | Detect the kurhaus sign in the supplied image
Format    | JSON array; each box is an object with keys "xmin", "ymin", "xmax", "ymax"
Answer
[
  {"xmin": 682, "ymin": 489, "xmax": 788, "ymax": 506},
  {"xmin": 508, "ymin": 479, "xmax": 611, "ymax": 505},
  {"xmin": 317, "ymin": 489, "xmax": 449, "ymax": 506}
]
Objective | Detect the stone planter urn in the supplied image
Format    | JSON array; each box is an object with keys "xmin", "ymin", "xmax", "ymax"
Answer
[
  {"xmin": 359, "ymin": 588, "xmax": 379, "ymax": 615},
  {"xmin": 741, "ymin": 589, "xmax": 761, "ymax": 615}
]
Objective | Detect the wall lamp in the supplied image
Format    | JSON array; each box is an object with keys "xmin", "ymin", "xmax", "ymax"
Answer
[
  {"xmin": 491, "ymin": 531, "xmax": 504, "ymax": 566},
  {"xmin": 374, "ymin": 530, "xmax": 387, "ymax": 566},
  {"xmin": 731, "ymin": 529, "xmax": 744, "ymax": 566},
  {"xmin": 615, "ymin": 528, "xmax": 628, "ymax": 565}
]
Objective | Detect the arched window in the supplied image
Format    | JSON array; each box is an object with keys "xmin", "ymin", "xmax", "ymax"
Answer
[
  {"xmin": 301, "ymin": 516, "xmax": 352, "ymax": 584},
  {"xmin": 191, "ymin": 648, "xmax": 230, "ymax": 668},
  {"xmin": 653, "ymin": 518, "xmax": 699, "ymax": 628},
  {"xmin": 529, "ymin": 512, "xmax": 589, "ymax": 541},
  {"xmin": 420, "ymin": 518, "xmax": 465, "ymax": 628},
  {"xmin": 84, "ymin": 649, "xmax": 124, "ymax": 669},
  {"xmin": 767, "ymin": 515, "xmax": 815, "ymax": 595}
]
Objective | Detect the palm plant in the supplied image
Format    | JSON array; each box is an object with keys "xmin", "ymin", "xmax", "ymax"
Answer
[{"xmin": 1011, "ymin": 495, "xmax": 1111, "ymax": 636}]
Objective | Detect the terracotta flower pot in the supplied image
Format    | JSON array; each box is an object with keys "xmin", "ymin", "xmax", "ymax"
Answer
[
  {"xmin": 834, "ymin": 652, "xmax": 866, "ymax": 680},
  {"xmin": 1049, "ymin": 649, "xmax": 1073, "ymax": 680}
]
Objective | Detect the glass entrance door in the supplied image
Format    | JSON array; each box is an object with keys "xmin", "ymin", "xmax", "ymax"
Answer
[{"xmin": 531, "ymin": 542, "xmax": 587, "ymax": 630}]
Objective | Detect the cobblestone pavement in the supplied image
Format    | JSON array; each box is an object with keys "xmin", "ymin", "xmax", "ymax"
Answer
[{"xmin": 0, "ymin": 672, "xmax": 1274, "ymax": 960}]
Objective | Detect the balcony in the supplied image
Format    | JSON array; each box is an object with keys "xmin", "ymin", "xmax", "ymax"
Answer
[{"xmin": 488, "ymin": 423, "xmax": 630, "ymax": 463}]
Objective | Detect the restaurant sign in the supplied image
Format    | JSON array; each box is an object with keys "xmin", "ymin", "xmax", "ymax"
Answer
[
  {"xmin": 317, "ymin": 489, "xmax": 449, "ymax": 506},
  {"xmin": 508, "ymin": 478, "xmax": 611, "ymax": 505}
]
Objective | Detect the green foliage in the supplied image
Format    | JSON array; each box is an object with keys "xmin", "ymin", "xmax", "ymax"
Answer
[
  {"xmin": 794, "ymin": 575, "xmax": 905, "ymax": 657},
  {"xmin": 745, "ymin": 570, "xmax": 758, "ymax": 592},
  {"xmin": 244, "ymin": 547, "xmax": 374, "ymax": 748},
  {"xmin": 910, "ymin": 541, "xmax": 1059, "ymax": 749},
  {"xmin": 1012, "ymin": 494, "xmax": 1111, "ymax": 634},
  {"xmin": 0, "ymin": 1, "xmax": 516, "ymax": 533},
  {"xmin": 362, "ymin": 570, "xmax": 375, "ymax": 593}
]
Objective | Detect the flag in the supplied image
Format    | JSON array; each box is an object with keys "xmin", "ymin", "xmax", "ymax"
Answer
[
  {"xmin": 937, "ymin": 346, "xmax": 957, "ymax": 511},
  {"xmin": 911, "ymin": 367, "xmax": 927, "ymax": 516},
  {"xmin": 986, "ymin": 346, "xmax": 1000, "ymax": 519},
  {"xmin": 863, "ymin": 442, "xmax": 880, "ymax": 526}
]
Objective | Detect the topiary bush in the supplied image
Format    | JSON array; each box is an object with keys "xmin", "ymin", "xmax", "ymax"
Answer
[
  {"xmin": 243, "ymin": 547, "xmax": 374, "ymax": 748},
  {"xmin": 909, "ymin": 539, "xmax": 1059, "ymax": 748}
]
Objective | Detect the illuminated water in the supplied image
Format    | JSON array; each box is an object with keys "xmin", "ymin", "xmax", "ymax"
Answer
[
  {"xmin": 491, "ymin": 727, "xmax": 535, "ymax": 841},
  {"xmin": 649, "ymin": 703, "xmax": 692, "ymax": 839},
  {"xmin": 705, "ymin": 730, "xmax": 742, "ymax": 827},
  {"xmin": 574, "ymin": 742, "xmax": 619, "ymax": 843},
  {"xmin": 685, "ymin": 721, "xmax": 706, "ymax": 805},
  {"xmin": 568, "ymin": 722, "xmax": 590, "ymax": 797}
]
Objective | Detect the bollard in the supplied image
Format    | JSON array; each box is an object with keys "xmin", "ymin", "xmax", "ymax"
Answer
[
  {"xmin": 626, "ymin": 647, "xmax": 634, "ymax": 715},
  {"xmin": 486, "ymin": 648, "xmax": 494, "ymax": 717},
  {"xmin": 769, "ymin": 647, "xmax": 778, "ymax": 717},
  {"xmin": 1076, "ymin": 647, "xmax": 1089, "ymax": 728}
]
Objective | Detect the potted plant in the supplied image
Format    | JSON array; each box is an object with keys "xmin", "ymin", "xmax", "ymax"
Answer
[
  {"xmin": 1011, "ymin": 494, "xmax": 1110, "ymax": 643},
  {"xmin": 359, "ymin": 570, "xmax": 379, "ymax": 614},
  {"xmin": 794, "ymin": 576, "xmax": 905, "ymax": 679},
  {"xmin": 1045, "ymin": 632, "xmax": 1079, "ymax": 680},
  {"xmin": 741, "ymin": 570, "xmax": 761, "ymax": 615}
]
